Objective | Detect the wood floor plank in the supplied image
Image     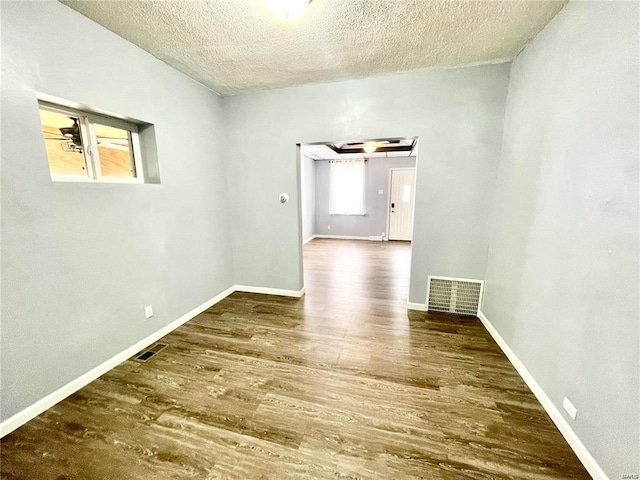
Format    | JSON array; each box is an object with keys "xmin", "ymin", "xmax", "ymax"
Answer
[{"xmin": 0, "ymin": 239, "xmax": 590, "ymax": 479}]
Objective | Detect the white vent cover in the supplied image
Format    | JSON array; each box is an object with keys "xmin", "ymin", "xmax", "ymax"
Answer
[{"xmin": 427, "ymin": 276, "xmax": 484, "ymax": 316}]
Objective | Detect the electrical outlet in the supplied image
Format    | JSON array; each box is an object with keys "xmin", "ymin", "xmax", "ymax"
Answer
[
  {"xmin": 378, "ymin": 189, "xmax": 384, "ymax": 195},
  {"xmin": 382, "ymin": 232, "xmax": 385, "ymax": 237},
  {"xmin": 562, "ymin": 396, "xmax": 577, "ymax": 420},
  {"xmin": 144, "ymin": 305, "xmax": 153, "ymax": 319},
  {"xmin": 327, "ymin": 225, "xmax": 331, "ymax": 230}
]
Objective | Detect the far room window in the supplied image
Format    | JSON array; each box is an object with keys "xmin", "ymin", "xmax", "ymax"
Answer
[
  {"xmin": 329, "ymin": 159, "xmax": 366, "ymax": 215},
  {"xmin": 39, "ymin": 102, "xmax": 143, "ymax": 183}
]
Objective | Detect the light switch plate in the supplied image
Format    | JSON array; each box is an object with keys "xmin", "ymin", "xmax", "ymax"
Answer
[{"xmin": 144, "ymin": 305, "xmax": 153, "ymax": 319}]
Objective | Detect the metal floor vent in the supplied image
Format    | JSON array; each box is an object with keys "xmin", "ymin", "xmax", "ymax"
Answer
[
  {"xmin": 427, "ymin": 276, "xmax": 484, "ymax": 316},
  {"xmin": 134, "ymin": 343, "xmax": 168, "ymax": 362}
]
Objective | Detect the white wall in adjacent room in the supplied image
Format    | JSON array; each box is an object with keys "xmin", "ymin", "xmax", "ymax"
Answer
[{"xmin": 300, "ymin": 155, "xmax": 316, "ymax": 242}]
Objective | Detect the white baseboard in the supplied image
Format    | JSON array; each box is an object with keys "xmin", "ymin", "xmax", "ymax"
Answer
[
  {"xmin": 303, "ymin": 235, "xmax": 316, "ymax": 244},
  {"xmin": 477, "ymin": 311, "xmax": 608, "ymax": 480},
  {"xmin": 407, "ymin": 302, "xmax": 426, "ymax": 311},
  {"xmin": 368, "ymin": 236, "xmax": 383, "ymax": 242},
  {"xmin": 234, "ymin": 285, "xmax": 305, "ymax": 298},
  {"xmin": 0, "ymin": 285, "xmax": 236, "ymax": 439},
  {"xmin": 314, "ymin": 234, "xmax": 375, "ymax": 241},
  {"xmin": 0, "ymin": 283, "xmax": 308, "ymax": 438}
]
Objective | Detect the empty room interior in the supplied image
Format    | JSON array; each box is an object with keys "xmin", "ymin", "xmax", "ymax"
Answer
[{"xmin": 0, "ymin": 0, "xmax": 638, "ymax": 479}]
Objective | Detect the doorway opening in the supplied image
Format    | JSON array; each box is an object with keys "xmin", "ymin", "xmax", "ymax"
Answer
[{"xmin": 297, "ymin": 137, "xmax": 418, "ymax": 304}]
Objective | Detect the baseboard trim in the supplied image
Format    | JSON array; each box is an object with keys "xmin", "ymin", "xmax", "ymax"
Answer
[
  {"xmin": 314, "ymin": 234, "xmax": 375, "ymax": 241},
  {"xmin": 477, "ymin": 311, "xmax": 608, "ymax": 480},
  {"xmin": 0, "ymin": 284, "xmax": 306, "ymax": 438},
  {"xmin": 368, "ymin": 236, "xmax": 383, "ymax": 242},
  {"xmin": 0, "ymin": 285, "xmax": 236, "ymax": 439},
  {"xmin": 233, "ymin": 285, "xmax": 305, "ymax": 298},
  {"xmin": 303, "ymin": 235, "xmax": 316, "ymax": 244},
  {"xmin": 407, "ymin": 302, "xmax": 426, "ymax": 311}
]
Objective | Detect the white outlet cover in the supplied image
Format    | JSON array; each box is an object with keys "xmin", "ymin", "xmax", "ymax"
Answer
[
  {"xmin": 562, "ymin": 396, "xmax": 577, "ymax": 420},
  {"xmin": 327, "ymin": 225, "xmax": 331, "ymax": 230},
  {"xmin": 378, "ymin": 189, "xmax": 384, "ymax": 194},
  {"xmin": 145, "ymin": 305, "xmax": 153, "ymax": 319}
]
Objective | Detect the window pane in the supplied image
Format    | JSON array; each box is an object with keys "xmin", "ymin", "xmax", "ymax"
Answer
[
  {"xmin": 402, "ymin": 184, "xmax": 411, "ymax": 202},
  {"xmin": 39, "ymin": 109, "xmax": 88, "ymax": 177},
  {"xmin": 94, "ymin": 123, "xmax": 135, "ymax": 178},
  {"xmin": 329, "ymin": 159, "xmax": 366, "ymax": 215}
]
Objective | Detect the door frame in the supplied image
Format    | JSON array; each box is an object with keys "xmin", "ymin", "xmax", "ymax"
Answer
[{"xmin": 386, "ymin": 167, "xmax": 416, "ymax": 241}]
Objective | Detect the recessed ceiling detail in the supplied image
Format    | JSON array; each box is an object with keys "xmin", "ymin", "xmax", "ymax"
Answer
[
  {"xmin": 60, "ymin": 0, "xmax": 566, "ymax": 96},
  {"xmin": 329, "ymin": 138, "xmax": 415, "ymax": 155},
  {"xmin": 302, "ymin": 138, "xmax": 416, "ymax": 160}
]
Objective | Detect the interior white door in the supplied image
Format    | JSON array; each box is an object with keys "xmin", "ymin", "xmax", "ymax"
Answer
[{"xmin": 388, "ymin": 168, "xmax": 416, "ymax": 241}]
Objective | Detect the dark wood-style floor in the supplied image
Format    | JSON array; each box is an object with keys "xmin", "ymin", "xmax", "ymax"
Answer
[{"xmin": 1, "ymin": 239, "xmax": 589, "ymax": 479}]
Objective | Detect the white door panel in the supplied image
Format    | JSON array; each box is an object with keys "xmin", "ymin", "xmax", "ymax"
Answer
[{"xmin": 388, "ymin": 168, "xmax": 416, "ymax": 241}]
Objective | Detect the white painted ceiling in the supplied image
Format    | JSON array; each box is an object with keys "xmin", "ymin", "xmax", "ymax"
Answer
[{"xmin": 61, "ymin": 0, "xmax": 566, "ymax": 96}]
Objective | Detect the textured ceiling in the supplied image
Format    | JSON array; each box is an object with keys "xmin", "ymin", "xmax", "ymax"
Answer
[{"xmin": 60, "ymin": 0, "xmax": 566, "ymax": 96}]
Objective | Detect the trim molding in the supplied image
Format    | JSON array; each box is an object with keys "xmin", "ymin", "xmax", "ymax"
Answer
[
  {"xmin": 234, "ymin": 285, "xmax": 305, "ymax": 298},
  {"xmin": 314, "ymin": 234, "xmax": 372, "ymax": 241},
  {"xmin": 477, "ymin": 311, "xmax": 608, "ymax": 480},
  {"xmin": 311, "ymin": 235, "xmax": 384, "ymax": 242},
  {"xmin": 303, "ymin": 235, "xmax": 316, "ymax": 244},
  {"xmin": 0, "ymin": 285, "xmax": 236, "ymax": 438},
  {"xmin": 407, "ymin": 302, "xmax": 426, "ymax": 311}
]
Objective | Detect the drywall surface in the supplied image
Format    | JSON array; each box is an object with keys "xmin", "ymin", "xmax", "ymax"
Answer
[
  {"xmin": 224, "ymin": 64, "xmax": 509, "ymax": 300},
  {"xmin": 482, "ymin": 1, "xmax": 639, "ymax": 477},
  {"xmin": 314, "ymin": 156, "xmax": 416, "ymax": 238},
  {"xmin": 0, "ymin": 1, "xmax": 233, "ymax": 421},
  {"xmin": 301, "ymin": 155, "xmax": 315, "ymax": 241}
]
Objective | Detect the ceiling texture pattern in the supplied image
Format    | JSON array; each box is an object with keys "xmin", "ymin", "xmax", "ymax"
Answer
[{"xmin": 61, "ymin": 0, "xmax": 566, "ymax": 96}]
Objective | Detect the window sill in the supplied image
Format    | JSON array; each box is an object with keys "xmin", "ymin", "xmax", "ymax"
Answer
[{"xmin": 51, "ymin": 175, "xmax": 144, "ymax": 184}]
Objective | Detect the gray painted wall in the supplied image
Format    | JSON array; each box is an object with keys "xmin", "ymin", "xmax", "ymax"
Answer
[
  {"xmin": 314, "ymin": 157, "xmax": 416, "ymax": 238},
  {"xmin": 223, "ymin": 64, "xmax": 509, "ymax": 301},
  {"xmin": 300, "ymin": 155, "xmax": 315, "ymax": 242},
  {"xmin": 1, "ymin": 1, "xmax": 234, "ymax": 421},
  {"xmin": 1, "ymin": 2, "xmax": 635, "ymax": 476},
  {"xmin": 482, "ymin": 2, "xmax": 639, "ymax": 477}
]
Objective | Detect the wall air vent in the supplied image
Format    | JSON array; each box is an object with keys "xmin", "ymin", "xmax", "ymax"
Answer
[
  {"xmin": 134, "ymin": 343, "xmax": 168, "ymax": 362},
  {"xmin": 427, "ymin": 276, "xmax": 484, "ymax": 316}
]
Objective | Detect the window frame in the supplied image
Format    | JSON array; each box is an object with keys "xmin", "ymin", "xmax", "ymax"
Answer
[{"xmin": 39, "ymin": 101, "xmax": 144, "ymax": 184}]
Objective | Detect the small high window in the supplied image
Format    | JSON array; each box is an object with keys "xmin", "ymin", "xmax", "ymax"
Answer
[{"xmin": 39, "ymin": 102, "xmax": 143, "ymax": 183}]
